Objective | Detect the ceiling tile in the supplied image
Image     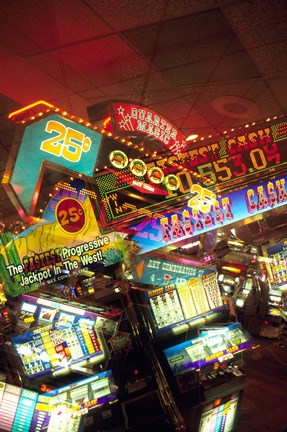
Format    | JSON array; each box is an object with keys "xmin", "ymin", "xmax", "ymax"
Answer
[
  {"xmin": 123, "ymin": 9, "xmax": 243, "ymax": 69},
  {"xmin": 52, "ymin": 36, "xmax": 151, "ymax": 87},
  {"xmin": 0, "ymin": 0, "xmax": 112, "ymax": 54},
  {"xmin": 28, "ymin": 53, "xmax": 98, "ymax": 94},
  {"xmin": 87, "ymin": 0, "xmax": 237, "ymax": 31}
]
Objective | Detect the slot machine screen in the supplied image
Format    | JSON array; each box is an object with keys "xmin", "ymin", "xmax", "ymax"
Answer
[
  {"xmin": 197, "ymin": 392, "xmax": 241, "ymax": 432},
  {"xmin": 31, "ymin": 395, "xmax": 85, "ymax": 432},
  {"xmin": 30, "ymin": 369, "xmax": 117, "ymax": 432},
  {"xmin": 38, "ymin": 307, "xmax": 56, "ymax": 324},
  {"xmin": 266, "ymin": 290, "xmax": 282, "ymax": 317},
  {"xmin": 19, "ymin": 293, "xmax": 122, "ymax": 326},
  {"xmin": 0, "ymin": 381, "xmax": 38, "ymax": 432},
  {"xmin": 46, "ymin": 405, "xmax": 83, "ymax": 432},
  {"xmin": 146, "ymin": 271, "xmax": 224, "ymax": 334},
  {"xmin": 19, "ymin": 302, "xmax": 38, "ymax": 327},
  {"xmin": 53, "ymin": 369, "xmax": 117, "ymax": 410},
  {"xmin": 90, "ymin": 375, "xmax": 111, "ymax": 400},
  {"xmin": 11, "ymin": 317, "xmax": 106, "ymax": 380},
  {"xmin": 269, "ymin": 294, "xmax": 282, "ymax": 307},
  {"xmin": 58, "ymin": 312, "xmax": 76, "ymax": 326},
  {"xmin": 164, "ymin": 323, "xmax": 252, "ymax": 376}
]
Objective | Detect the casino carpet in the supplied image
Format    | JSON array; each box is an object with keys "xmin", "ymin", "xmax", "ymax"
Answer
[{"xmin": 235, "ymin": 334, "xmax": 287, "ymax": 432}]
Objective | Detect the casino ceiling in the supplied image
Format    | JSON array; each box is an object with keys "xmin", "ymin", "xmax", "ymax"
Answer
[{"xmin": 0, "ymin": 0, "xmax": 287, "ymax": 248}]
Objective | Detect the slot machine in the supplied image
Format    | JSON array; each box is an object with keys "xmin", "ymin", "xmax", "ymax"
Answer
[
  {"xmin": 128, "ymin": 252, "xmax": 250, "ymax": 430},
  {"xmin": 131, "ymin": 253, "xmax": 228, "ymax": 344},
  {"xmin": 188, "ymin": 391, "xmax": 243, "ymax": 432},
  {"xmin": 3, "ymin": 292, "xmax": 123, "ymax": 431},
  {"xmin": 30, "ymin": 370, "xmax": 118, "ymax": 432},
  {"xmin": 267, "ymin": 288, "xmax": 284, "ymax": 321},
  {"xmin": 160, "ymin": 322, "xmax": 252, "ymax": 431}
]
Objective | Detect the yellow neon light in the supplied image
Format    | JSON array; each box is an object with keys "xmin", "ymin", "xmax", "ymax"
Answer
[
  {"xmin": 221, "ymin": 266, "xmax": 242, "ymax": 274},
  {"xmin": 8, "ymin": 100, "xmax": 54, "ymax": 119},
  {"xmin": 103, "ymin": 116, "xmax": 111, "ymax": 127}
]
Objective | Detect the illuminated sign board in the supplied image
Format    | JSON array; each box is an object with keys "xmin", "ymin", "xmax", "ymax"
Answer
[
  {"xmin": 0, "ymin": 178, "xmax": 130, "ymax": 297},
  {"xmin": 3, "ymin": 101, "xmax": 205, "ymax": 229},
  {"xmin": 132, "ymin": 255, "xmax": 206, "ymax": 286},
  {"xmin": 105, "ymin": 102, "xmax": 187, "ymax": 154},
  {"xmin": 92, "ymin": 117, "xmax": 287, "ymax": 228},
  {"xmin": 3, "ymin": 111, "xmax": 104, "ymax": 222},
  {"xmin": 175, "ymin": 117, "xmax": 287, "ymax": 191},
  {"xmin": 131, "ymin": 173, "xmax": 287, "ymax": 254},
  {"xmin": 5, "ymin": 102, "xmax": 287, "ymax": 230},
  {"xmin": 93, "ymin": 164, "xmax": 213, "ymax": 227},
  {"xmin": 92, "ymin": 107, "xmax": 287, "ymax": 212}
]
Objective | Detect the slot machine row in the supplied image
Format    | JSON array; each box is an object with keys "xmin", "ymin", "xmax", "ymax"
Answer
[
  {"xmin": 0, "ymin": 289, "xmax": 127, "ymax": 432},
  {"xmin": 0, "ymin": 368, "xmax": 120, "ymax": 432},
  {"xmin": 0, "ymin": 286, "xmax": 180, "ymax": 431}
]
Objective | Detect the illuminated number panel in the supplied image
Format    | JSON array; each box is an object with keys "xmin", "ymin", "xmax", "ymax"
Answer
[
  {"xmin": 184, "ymin": 119, "xmax": 287, "ymax": 191},
  {"xmin": 93, "ymin": 118, "xmax": 287, "ymax": 228}
]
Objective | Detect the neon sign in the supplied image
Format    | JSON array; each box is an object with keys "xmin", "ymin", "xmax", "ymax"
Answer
[
  {"xmin": 102, "ymin": 101, "xmax": 187, "ymax": 154},
  {"xmin": 130, "ymin": 174, "xmax": 287, "ymax": 254},
  {"xmin": 180, "ymin": 119, "xmax": 286, "ymax": 190},
  {"xmin": 3, "ymin": 111, "xmax": 103, "ymax": 222},
  {"xmin": 4, "ymin": 101, "xmax": 287, "ymax": 234}
]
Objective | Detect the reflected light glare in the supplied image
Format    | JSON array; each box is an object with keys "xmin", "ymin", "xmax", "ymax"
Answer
[
  {"xmin": 186, "ymin": 134, "xmax": 199, "ymax": 141},
  {"xmin": 186, "ymin": 134, "xmax": 198, "ymax": 141},
  {"xmin": 181, "ymin": 240, "xmax": 200, "ymax": 249},
  {"xmin": 236, "ymin": 298, "xmax": 244, "ymax": 308}
]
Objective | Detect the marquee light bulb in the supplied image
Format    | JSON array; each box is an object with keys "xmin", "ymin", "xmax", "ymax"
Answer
[{"xmin": 186, "ymin": 133, "xmax": 199, "ymax": 141}]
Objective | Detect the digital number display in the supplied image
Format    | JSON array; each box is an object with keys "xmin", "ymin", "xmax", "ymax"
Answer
[
  {"xmin": 93, "ymin": 118, "xmax": 287, "ymax": 227},
  {"xmin": 183, "ymin": 119, "xmax": 287, "ymax": 190}
]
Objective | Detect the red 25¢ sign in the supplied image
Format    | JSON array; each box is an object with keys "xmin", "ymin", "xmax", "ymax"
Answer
[{"xmin": 56, "ymin": 198, "xmax": 86, "ymax": 233}]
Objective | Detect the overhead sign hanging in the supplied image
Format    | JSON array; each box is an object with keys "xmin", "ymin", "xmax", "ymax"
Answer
[
  {"xmin": 0, "ymin": 179, "xmax": 130, "ymax": 297},
  {"xmin": 3, "ymin": 109, "xmax": 103, "ymax": 223},
  {"xmin": 130, "ymin": 173, "xmax": 287, "ymax": 254},
  {"xmin": 88, "ymin": 100, "xmax": 188, "ymax": 155}
]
